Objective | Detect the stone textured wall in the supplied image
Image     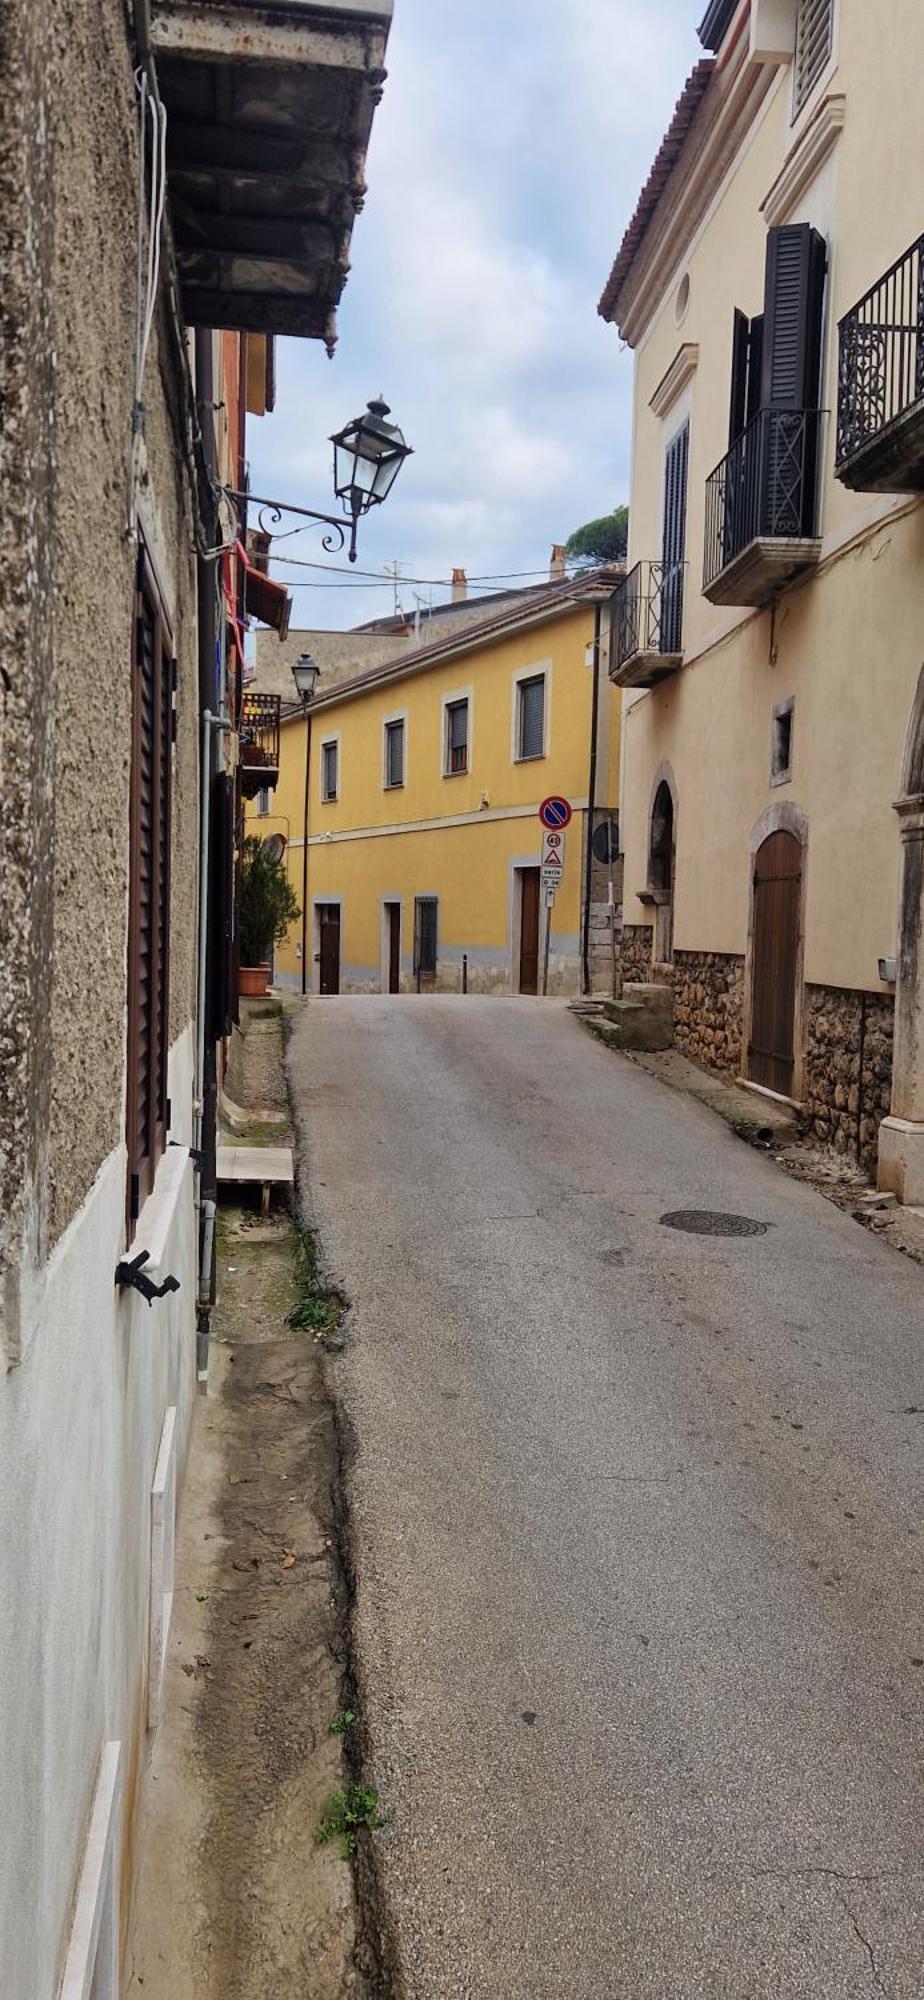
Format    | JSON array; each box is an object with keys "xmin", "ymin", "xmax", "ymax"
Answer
[
  {"xmin": 48, "ymin": 0, "xmax": 198, "ymax": 1242},
  {"xmin": 672, "ymin": 951, "xmax": 745, "ymax": 1075},
  {"xmin": 0, "ymin": 0, "xmax": 57, "ymax": 1354},
  {"xmin": 620, "ymin": 924, "xmax": 654, "ymax": 985},
  {"xmin": 803, "ymin": 986, "xmax": 894, "ymax": 1175}
]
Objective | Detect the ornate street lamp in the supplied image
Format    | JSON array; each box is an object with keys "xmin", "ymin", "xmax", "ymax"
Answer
[
  {"xmin": 227, "ymin": 398, "xmax": 412, "ymax": 565},
  {"xmin": 330, "ymin": 397, "xmax": 413, "ymax": 557},
  {"xmin": 292, "ymin": 650, "xmax": 321, "ymax": 703}
]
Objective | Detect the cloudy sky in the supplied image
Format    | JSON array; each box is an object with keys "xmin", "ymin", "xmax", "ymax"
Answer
[{"xmin": 249, "ymin": 0, "xmax": 702, "ymax": 630}]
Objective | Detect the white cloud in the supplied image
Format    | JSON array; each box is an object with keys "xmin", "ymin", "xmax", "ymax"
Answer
[{"xmin": 250, "ymin": 0, "xmax": 703, "ymax": 628}]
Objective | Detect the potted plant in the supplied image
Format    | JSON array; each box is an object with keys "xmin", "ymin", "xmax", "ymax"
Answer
[{"xmin": 238, "ymin": 834, "xmax": 300, "ymax": 997}]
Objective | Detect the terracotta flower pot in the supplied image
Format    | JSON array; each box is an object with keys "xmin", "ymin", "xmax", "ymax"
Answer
[{"xmin": 239, "ymin": 963, "xmax": 270, "ymax": 997}]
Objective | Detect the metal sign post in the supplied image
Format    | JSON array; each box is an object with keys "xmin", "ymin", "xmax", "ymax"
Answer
[{"xmin": 537, "ymin": 801, "xmax": 570, "ymax": 997}]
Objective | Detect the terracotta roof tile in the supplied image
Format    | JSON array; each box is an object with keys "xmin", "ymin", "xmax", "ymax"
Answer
[{"xmin": 598, "ymin": 60, "xmax": 714, "ymax": 330}]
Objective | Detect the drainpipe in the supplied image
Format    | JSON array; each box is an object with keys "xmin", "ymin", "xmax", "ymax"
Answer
[
  {"xmin": 195, "ymin": 327, "xmax": 222, "ymax": 1363},
  {"xmin": 581, "ymin": 601, "xmax": 603, "ymax": 995}
]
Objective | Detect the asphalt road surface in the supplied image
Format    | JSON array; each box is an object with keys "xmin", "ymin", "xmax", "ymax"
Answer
[{"xmin": 288, "ymin": 997, "xmax": 924, "ymax": 2000}]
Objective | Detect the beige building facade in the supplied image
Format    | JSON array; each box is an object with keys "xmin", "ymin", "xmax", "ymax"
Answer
[{"xmin": 600, "ymin": 0, "xmax": 924, "ymax": 1190}]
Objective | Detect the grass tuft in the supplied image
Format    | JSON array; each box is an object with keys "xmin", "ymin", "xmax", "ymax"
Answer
[{"xmin": 317, "ymin": 1783, "xmax": 382, "ymax": 1858}]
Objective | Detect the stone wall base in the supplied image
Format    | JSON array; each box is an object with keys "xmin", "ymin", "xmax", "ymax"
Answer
[
  {"xmin": 620, "ymin": 924, "xmax": 654, "ymax": 986},
  {"xmin": 803, "ymin": 985, "xmax": 894, "ymax": 1176},
  {"xmin": 672, "ymin": 951, "xmax": 745, "ymax": 1075}
]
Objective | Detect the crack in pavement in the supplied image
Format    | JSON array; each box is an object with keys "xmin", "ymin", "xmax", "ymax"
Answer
[{"xmin": 837, "ymin": 1888, "xmax": 891, "ymax": 1998}]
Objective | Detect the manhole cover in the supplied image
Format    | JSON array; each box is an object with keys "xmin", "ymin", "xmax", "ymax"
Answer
[{"xmin": 660, "ymin": 1210, "xmax": 769, "ymax": 1238}]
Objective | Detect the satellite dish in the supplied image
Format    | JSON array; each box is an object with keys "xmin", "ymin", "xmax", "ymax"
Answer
[
  {"xmin": 263, "ymin": 833, "xmax": 286, "ymax": 863},
  {"xmin": 591, "ymin": 816, "xmax": 620, "ymax": 866}
]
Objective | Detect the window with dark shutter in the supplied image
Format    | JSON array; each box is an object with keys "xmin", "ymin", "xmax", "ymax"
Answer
[
  {"xmin": 414, "ymin": 896, "xmax": 438, "ymax": 985},
  {"xmin": 760, "ymin": 222, "xmax": 827, "ymax": 534},
  {"xmin": 661, "ymin": 420, "xmax": 689, "ymax": 653},
  {"xmin": 446, "ymin": 699, "xmax": 468, "ymax": 774},
  {"xmin": 517, "ymin": 675, "xmax": 545, "ymax": 760},
  {"xmin": 126, "ymin": 543, "xmax": 174, "ymax": 1224},
  {"xmin": 793, "ymin": 0, "xmax": 833, "ymax": 116},
  {"xmin": 321, "ymin": 739, "xmax": 339, "ymax": 801},
  {"xmin": 385, "ymin": 719, "xmax": 405, "ymax": 788}
]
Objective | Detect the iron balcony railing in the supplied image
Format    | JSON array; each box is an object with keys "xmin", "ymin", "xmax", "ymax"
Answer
[
  {"xmin": 612, "ymin": 560, "xmax": 685, "ymax": 672},
  {"xmin": 703, "ymin": 405, "xmax": 824, "ymax": 593},
  {"xmin": 239, "ymin": 691, "xmax": 281, "ymax": 797},
  {"xmin": 836, "ymin": 233, "xmax": 924, "ymax": 470}
]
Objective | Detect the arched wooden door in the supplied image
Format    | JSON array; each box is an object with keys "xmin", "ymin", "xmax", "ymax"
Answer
[{"xmin": 748, "ymin": 830, "xmax": 802, "ymax": 1096}]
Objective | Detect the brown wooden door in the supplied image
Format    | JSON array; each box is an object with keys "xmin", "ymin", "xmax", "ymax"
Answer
[
  {"xmin": 318, "ymin": 905, "xmax": 340, "ymax": 995},
  {"xmin": 748, "ymin": 830, "xmax": 801, "ymax": 1096},
  {"xmin": 387, "ymin": 904, "xmax": 400, "ymax": 994},
  {"xmin": 519, "ymin": 869, "xmax": 540, "ymax": 994}
]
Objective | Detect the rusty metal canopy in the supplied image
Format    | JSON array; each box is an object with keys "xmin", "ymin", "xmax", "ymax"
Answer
[{"xmin": 150, "ymin": 0, "xmax": 393, "ymax": 339}]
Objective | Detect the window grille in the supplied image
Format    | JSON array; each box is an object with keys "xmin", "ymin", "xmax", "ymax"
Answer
[
  {"xmin": 127, "ymin": 542, "xmax": 174, "ymax": 1223},
  {"xmin": 321, "ymin": 740, "xmax": 338, "ymax": 800},
  {"xmin": 517, "ymin": 675, "xmax": 545, "ymax": 759},
  {"xmin": 446, "ymin": 699, "xmax": 468, "ymax": 773},
  {"xmin": 793, "ymin": 0, "xmax": 833, "ymax": 116},
  {"xmin": 385, "ymin": 719, "xmax": 405, "ymax": 787}
]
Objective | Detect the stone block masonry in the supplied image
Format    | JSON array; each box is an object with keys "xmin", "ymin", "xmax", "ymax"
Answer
[
  {"xmin": 620, "ymin": 924, "xmax": 654, "ymax": 985},
  {"xmin": 672, "ymin": 951, "xmax": 745, "ymax": 1076},
  {"xmin": 803, "ymin": 986, "xmax": 894, "ymax": 1177}
]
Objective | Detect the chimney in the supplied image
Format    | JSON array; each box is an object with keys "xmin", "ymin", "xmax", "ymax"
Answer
[
  {"xmin": 549, "ymin": 544, "xmax": 567, "ymax": 583},
  {"xmin": 452, "ymin": 567, "xmax": 468, "ymax": 603}
]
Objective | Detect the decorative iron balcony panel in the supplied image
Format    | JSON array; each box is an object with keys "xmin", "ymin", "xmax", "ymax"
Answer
[
  {"xmin": 610, "ymin": 561, "xmax": 685, "ymax": 689},
  {"xmin": 836, "ymin": 235, "xmax": 924, "ymax": 492},
  {"xmin": 240, "ymin": 691, "xmax": 281, "ymax": 798},
  {"xmin": 703, "ymin": 406, "xmax": 824, "ymax": 607}
]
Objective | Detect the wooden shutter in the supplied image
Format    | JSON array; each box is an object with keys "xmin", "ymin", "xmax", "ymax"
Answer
[
  {"xmin": 760, "ymin": 224, "xmax": 826, "ymax": 535},
  {"xmin": 447, "ymin": 700, "xmax": 468, "ymax": 772},
  {"xmin": 760, "ymin": 224, "xmax": 827, "ymax": 411},
  {"xmin": 127, "ymin": 545, "xmax": 174, "ymax": 1223},
  {"xmin": 793, "ymin": 0, "xmax": 833, "ymax": 115},
  {"xmin": 518, "ymin": 676, "xmax": 545, "ymax": 758},
  {"xmin": 729, "ymin": 309, "xmax": 750, "ymax": 446},
  {"xmin": 660, "ymin": 420, "xmax": 689, "ymax": 653},
  {"xmin": 414, "ymin": 896, "xmax": 438, "ymax": 982}
]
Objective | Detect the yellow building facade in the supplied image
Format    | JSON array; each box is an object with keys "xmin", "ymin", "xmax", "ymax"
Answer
[{"xmin": 247, "ymin": 580, "xmax": 621, "ymax": 996}]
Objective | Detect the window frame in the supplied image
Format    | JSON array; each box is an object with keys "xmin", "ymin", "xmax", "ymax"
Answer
[
  {"xmin": 320, "ymin": 732, "xmax": 340, "ymax": 803},
  {"xmin": 383, "ymin": 713, "xmax": 406, "ymax": 790},
  {"xmin": 126, "ymin": 536, "xmax": 175, "ymax": 1227},
  {"xmin": 513, "ymin": 666, "xmax": 549, "ymax": 763},
  {"xmin": 442, "ymin": 690, "xmax": 472, "ymax": 777},
  {"xmin": 771, "ymin": 697, "xmax": 795, "ymax": 786}
]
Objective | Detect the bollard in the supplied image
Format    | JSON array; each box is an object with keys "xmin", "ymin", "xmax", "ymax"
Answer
[{"xmin": 462, "ymin": 953, "xmax": 468, "ymax": 994}]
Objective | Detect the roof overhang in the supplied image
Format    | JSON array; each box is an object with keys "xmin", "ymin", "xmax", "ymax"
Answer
[{"xmin": 150, "ymin": 0, "xmax": 392, "ymax": 341}]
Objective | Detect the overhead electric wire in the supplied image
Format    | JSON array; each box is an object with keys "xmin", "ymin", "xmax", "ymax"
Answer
[{"xmin": 263, "ymin": 551, "xmax": 581, "ymax": 587}]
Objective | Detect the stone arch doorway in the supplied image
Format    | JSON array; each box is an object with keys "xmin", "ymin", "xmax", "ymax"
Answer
[
  {"xmin": 648, "ymin": 771, "xmax": 676, "ymax": 966},
  {"xmin": 745, "ymin": 805, "xmax": 808, "ymax": 1100},
  {"xmin": 879, "ymin": 665, "xmax": 924, "ymax": 1199}
]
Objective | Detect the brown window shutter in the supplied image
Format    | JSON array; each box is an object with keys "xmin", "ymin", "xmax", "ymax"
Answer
[
  {"xmin": 126, "ymin": 544, "xmax": 174, "ymax": 1229},
  {"xmin": 760, "ymin": 224, "xmax": 827, "ymax": 412}
]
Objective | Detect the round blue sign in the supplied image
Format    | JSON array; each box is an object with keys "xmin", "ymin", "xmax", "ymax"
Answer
[{"xmin": 539, "ymin": 795, "xmax": 573, "ymax": 830}]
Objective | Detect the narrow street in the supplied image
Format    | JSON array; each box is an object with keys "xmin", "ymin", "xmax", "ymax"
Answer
[{"xmin": 289, "ymin": 996, "xmax": 924, "ymax": 2000}]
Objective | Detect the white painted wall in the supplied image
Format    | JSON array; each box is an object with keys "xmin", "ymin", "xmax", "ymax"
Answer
[{"xmin": 0, "ymin": 1028, "xmax": 197, "ymax": 2000}]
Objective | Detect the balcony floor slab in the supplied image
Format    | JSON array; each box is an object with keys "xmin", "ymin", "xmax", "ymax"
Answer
[
  {"xmin": 704, "ymin": 537, "xmax": 822, "ymax": 609},
  {"xmin": 610, "ymin": 651, "xmax": 682, "ymax": 691}
]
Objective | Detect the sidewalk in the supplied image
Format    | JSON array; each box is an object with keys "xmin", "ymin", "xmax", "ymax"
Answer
[
  {"xmin": 581, "ymin": 1019, "xmax": 924, "ymax": 1267},
  {"xmin": 127, "ymin": 1007, "xmax": 367, "ymax": 1999}
]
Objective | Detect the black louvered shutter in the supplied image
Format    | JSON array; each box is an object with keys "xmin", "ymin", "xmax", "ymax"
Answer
[
  {"xmin": 127, "ymin": 548, "xmax": 174, "ymax": 1224},
  {"xmin": 660, "ymin": 420, "xmax": 689, "ymax": 652},
  {"xmin": 760, "ymin": 224, "xmax": 826, "ymax": 535},
  {"xmin": 729, "ymin": 310, "xmax": 750, "ymax": 446}
]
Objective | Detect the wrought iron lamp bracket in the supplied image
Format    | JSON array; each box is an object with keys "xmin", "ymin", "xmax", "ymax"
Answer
[{"xmin": 225, "ymin": 490, "xmax": 359, "ymax": 563}]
